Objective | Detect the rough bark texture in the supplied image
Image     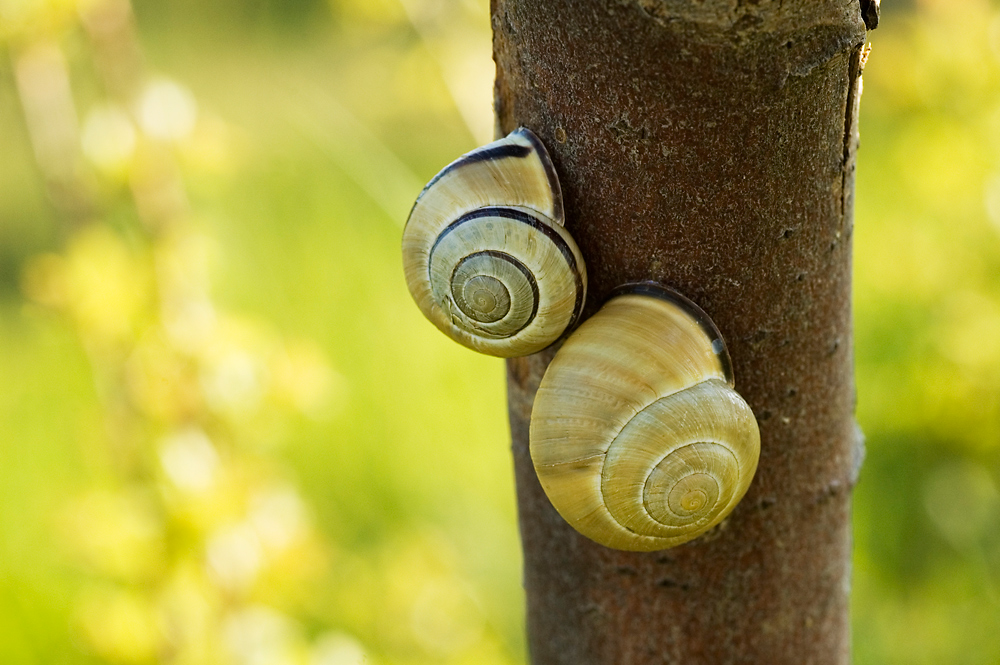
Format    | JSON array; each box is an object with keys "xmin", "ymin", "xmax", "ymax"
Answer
[{"xmin": 494, "ymin": 2, "xmax": 868, "ymax": 663}]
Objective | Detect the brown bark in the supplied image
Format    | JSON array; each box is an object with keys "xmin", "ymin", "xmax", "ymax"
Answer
[{"xmin": 494, "ymin": 2, "xmax": 868, "ymax": 663}]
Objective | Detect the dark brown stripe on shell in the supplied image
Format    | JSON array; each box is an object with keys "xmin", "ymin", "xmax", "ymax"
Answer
[
  {"xmin": 418, "ymin": 143, "xmax": 532, "ymax": 196},
  {"xmin": 449, "ymin": 250, "xmax": 539, "ymax": 336},
  {"xmin": 511, "ymin": 127, "xmax": 564, "ymax": 224},
  {"xmin": 429, "ymin": 206, "xmax": 585, "ymax": 339},
  {"xmin": 405, "ymin": 128, "xmax": 564, "ymax": 229}
]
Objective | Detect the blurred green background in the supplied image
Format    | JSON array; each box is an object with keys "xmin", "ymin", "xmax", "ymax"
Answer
[{"xmin": 0, "ymin": 0, "xmax": 998, "ymax": 663}]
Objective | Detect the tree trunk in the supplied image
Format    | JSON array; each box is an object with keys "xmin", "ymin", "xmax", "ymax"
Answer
[{"xmin": 494, "ymin": 1, "xmax": 869, "ymax": 663}]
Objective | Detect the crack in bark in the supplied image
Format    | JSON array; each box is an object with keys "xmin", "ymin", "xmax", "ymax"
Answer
[{"xmin": 840, "ymin": 42, "xmax": 867, "ymax": 235}]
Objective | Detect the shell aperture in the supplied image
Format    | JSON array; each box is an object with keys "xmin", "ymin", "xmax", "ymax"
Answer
[
  {"xmin": 529, "ymin": 284, "xmax": 761, "ymax": 552},
  {"xmin": 402, "ymin": 128, "xmax": 587, "ymax": 357}
]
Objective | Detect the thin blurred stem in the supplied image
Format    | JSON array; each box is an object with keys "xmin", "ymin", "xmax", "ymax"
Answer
[
  {"xmin": 78, "ymin": 0, "xmax": 144, "ymax": 101},
  {"xmin": 396, "ymin": 0, "xmax": 494, "ymax": 144},
  {"xmin": 11, "ymin": 41, "xmax": 94, "ymax": 228},
  {"xmin": 80, "ymin": 0, "xmax": 190, "ymax": 233},
  {"xmin": 280, "ymin": 80, "xmax": 424, "ymax": 226}
]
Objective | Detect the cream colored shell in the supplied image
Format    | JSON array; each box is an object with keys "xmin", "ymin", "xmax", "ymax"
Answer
[
  {"xmin": 530, "ymin": 285, "xmax": 760, "ymax": 552},
  {"xmin": 402, "ymin": 128, "xmax": 587, "ymax": 357}
]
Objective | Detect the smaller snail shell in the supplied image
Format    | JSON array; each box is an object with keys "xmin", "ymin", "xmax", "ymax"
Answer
[
  {"xmin": 402, "ymin": 128, "xmax": 587, "ymax": 357},
  {"xmin": 530, "ymin": 284, "xmax": 761, "ymax": 552}
]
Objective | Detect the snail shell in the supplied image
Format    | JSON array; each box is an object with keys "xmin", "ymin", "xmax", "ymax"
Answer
[
  {"xmin": 402, "ymin": 128, "xmax": 587, "ymax": 357},
  {"xmin": 529, "ymin": 283, "xmax": 761, "ymax": 552}
]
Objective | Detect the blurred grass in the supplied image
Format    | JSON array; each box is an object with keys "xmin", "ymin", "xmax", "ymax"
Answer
[{"xmin": 1, "ymin": 0, "xmax": 999, "ymax": 663}]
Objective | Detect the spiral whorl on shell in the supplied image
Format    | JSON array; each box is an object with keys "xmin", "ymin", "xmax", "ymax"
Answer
[
  {"xmin": 402, "ymin": 128, "xmax": 587, "ymax": 357},
  {"xmin": 530, "ymin": 283, "xmax": 760, "ymax": 552}
]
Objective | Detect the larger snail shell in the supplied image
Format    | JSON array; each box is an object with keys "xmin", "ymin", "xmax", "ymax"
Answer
[
  {"xmin": 530, "ymin": 284, "xmax": 761, "ymax": 552},
  {"xmin": 402, "ymin": 128, "xmax": 587, "ymax": 357}
]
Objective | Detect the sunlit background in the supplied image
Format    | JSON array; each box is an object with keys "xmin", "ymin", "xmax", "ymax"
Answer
[{"xmin": 0, "ymin": 0, "xmax": 997, "ymax": 663}]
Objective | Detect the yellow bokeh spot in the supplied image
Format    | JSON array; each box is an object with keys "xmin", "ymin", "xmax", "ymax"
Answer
[
  {"xmin": 30, "ymin": 225, "xmax": 154, "ymax": 343},
  {"xmin": 60, "ymin": 489, "xmax": 166, "ymax": 582},
  {"xmin": 73, "ymin": 585, "xmax": 161, "ymax": 663}
]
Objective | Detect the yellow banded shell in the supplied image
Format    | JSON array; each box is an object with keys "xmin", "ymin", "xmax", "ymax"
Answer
[
  {"xmin": 529, "ymin": 283, "xmax": 761, "ymax": 552},
  {"xmin": 402, "ymin": 128, "xmax": 587, "ymax": 357}
]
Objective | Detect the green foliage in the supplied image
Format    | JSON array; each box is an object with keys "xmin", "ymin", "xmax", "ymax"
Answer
[
  {"xmin": 0, "ymin": 0, "xmax": 998, "ymax": 663},
  {"xmin": 853, "ymin": 2, "xmax": 1000, "ymax": 663}
]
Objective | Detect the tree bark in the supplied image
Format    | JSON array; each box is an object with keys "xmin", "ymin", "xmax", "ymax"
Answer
[{"xmin": 494, "ymin": 2, "xmax": 868, "ymax": 663}]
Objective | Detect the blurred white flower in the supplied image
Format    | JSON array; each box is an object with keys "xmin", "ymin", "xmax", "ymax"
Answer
[
  {"xmin": 162, "ymin": 297, "xmax": 217, "ymax": 352},
  {"xmin": 82, "ymin": 104, "xmax": 136, "ymax": 169},
  {"xmin": 250, "ymin": 486, "xmax": 308, "ymax": 553},
  {"xmin": 137, "ymin": 78, "xmax": 197, "ymax": 141},
  {"xmin": 207, "ymin": 523, "xmax": 263, "ymax": 591},
  {"xmin": 223, "ymin": 605, "xmax": 299, "ymax": 665},
  {"xmin": 201, "ymin": 349, "xmax": 266, "ymax": 413},
  {"xmin": 311, "ymin": 632, "xmax": 368, "ymax": 665},
  {"xmin": 159, "ymin": 427, "xmax": 220, "ymax": 493}
]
